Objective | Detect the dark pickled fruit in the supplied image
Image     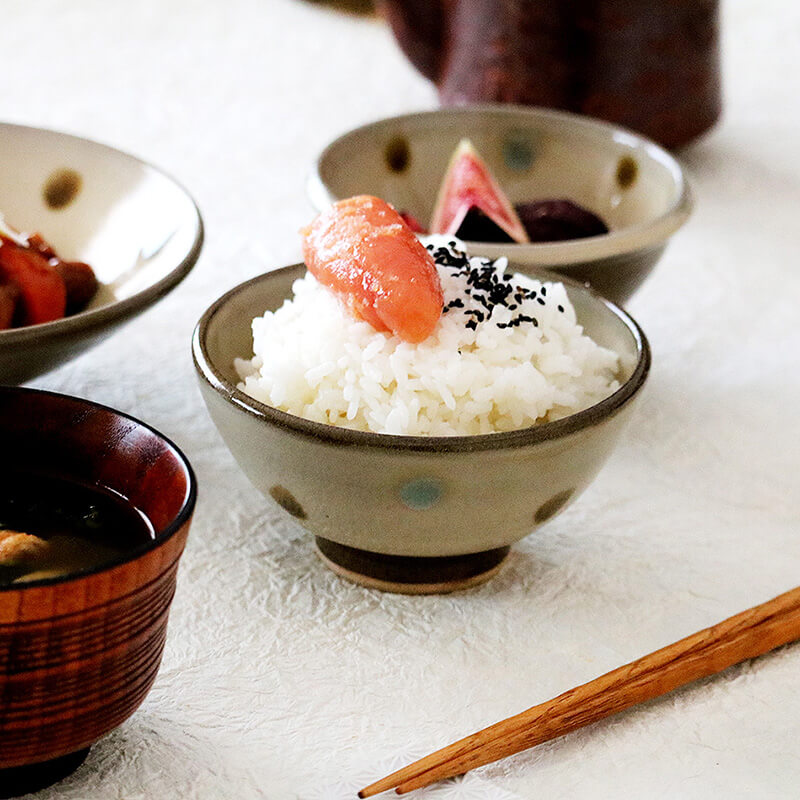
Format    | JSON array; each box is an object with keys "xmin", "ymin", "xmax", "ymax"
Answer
[{"xmin": 515, "ymin": 200, "xmax": 609, "ymax": 243}]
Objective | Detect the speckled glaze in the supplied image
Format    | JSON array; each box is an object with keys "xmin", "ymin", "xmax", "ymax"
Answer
[
  {"xmin": 0, "ymin": 123, "xmax": 203, "ymax": 385},
  {"xmin": 193, "ymin": 263, "xmax": 650, "ymax": 592},
  {"xmin": 0, "ymin": 388, "xmax": 196, "ymax": 794},
  {"xmin": 307, "ymin": 106, "xmax": 692, "ymax": 304}
]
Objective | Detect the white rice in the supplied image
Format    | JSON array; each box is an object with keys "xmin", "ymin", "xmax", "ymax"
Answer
[{"xmin": 235, "ymin": 238, "xmax": 620, "ymax": 436}]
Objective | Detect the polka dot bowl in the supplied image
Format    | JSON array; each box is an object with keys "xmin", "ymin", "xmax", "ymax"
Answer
[
  {"xmin": 308, "ymin": 105, "xmax": 692, "ymax": 305},
  {"xmin": 192, "ymin": 263, "xmax": 650, "ymax": 594},
  {"xmin": 0, "ymin": 122, "xmax": 203, "ymax": 384}
]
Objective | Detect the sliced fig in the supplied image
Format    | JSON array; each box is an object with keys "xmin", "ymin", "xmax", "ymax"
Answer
[
  {"xmin": 430, "ymin": 139, "xmax": 529, "ymax": 243},
  {"xmin": 515, "ymin": 200, "xmax": 609, "ymax": 242}
]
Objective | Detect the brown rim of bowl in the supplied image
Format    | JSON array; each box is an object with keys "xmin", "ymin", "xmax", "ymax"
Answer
[
  {"xmin": 192, "ymin": 263, "xmax": 651, "ymax": 454},
  {"xmin": 0, "ymin": 386, "xmax": 198, "ymax": 592},
  {"xmin": 308, "ymin": 104, "xmax": 693, "ymax": 266},
  {"xmin": 0, "ymin": 122, "xmax": 204, "ymax": 345}
]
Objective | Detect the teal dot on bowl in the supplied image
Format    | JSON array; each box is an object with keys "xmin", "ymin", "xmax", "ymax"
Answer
[
  {"xmin": 400, "ymin": 478, "xmax": 443, "ymax": 510},
  {"xmin": 503, "ymin": 136, "xmax": 534, "ymax": 171}
]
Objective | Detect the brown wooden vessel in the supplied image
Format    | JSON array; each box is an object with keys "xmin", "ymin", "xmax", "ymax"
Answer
[
  {"xmin": 381, "ymin": 0, "xmax": 721, "ymax": 149},
  {"xmin": 0, "ymin": 388, "xmax": 196, "ymax": 795}
]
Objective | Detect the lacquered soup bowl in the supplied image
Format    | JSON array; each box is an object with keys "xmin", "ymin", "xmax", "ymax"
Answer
[{"xmin": 0, "ymin": 388, "xmax": 196, "ymax": 796}]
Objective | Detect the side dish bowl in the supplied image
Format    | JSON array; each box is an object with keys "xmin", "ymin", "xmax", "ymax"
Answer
[
  {"xmin": 308, "ymin": 106, "xmax": 692, "ymax": 304},
  {"xmin": 0, "ymin": 122, "xmax": 203, "ymax": 384},
  {"xmin": 193, "ymin": 263, "xmax": 650, "ymax": 594},
  {"xmin": 0, "ymin": 388, "xmax": 196, "ymax": 796}
]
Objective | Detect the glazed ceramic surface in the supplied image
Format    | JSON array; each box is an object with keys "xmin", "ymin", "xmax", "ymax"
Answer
[
  {"xmin": 0, "ymin": 388, "xmax": 196, "ymax": 780},
  {"xmin": 193, "ymin": 263, "xmax": 649, "ymax": 561},
  {"xmin": 0, "ymin": 123, "xmax": 203, "ymax": 385},
  {"xmin": 308, "ymin": 106, "xmax": 692, "ymax": 303}
]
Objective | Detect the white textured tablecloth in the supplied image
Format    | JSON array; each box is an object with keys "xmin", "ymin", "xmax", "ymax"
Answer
[{"xmin": 7, "ymin": 1, "xmax": 799, "ymax": 797}]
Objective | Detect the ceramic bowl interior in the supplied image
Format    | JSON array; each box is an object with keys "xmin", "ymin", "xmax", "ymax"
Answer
[
  {"xmin": 0, "ymin": 122, "xmax": 203, "ymax": 384},
  {"xmin": 0, "ymin": 387, "xmax": 196, "ymax": 786},
  {"xmin": 308, "ymin": 106, "xmax": 692, "ymax": 301},
  {"xmin": 193, "ymin": 263, "xmax": 649, "ymax": 592}
]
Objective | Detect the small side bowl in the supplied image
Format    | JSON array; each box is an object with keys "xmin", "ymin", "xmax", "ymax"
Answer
[
  {"xmin": 193, "ymin": 263, "xmax": 650, "ymax": 594},
  {"xmin": 0, "ymin": 388, "xmax": 197, "ymax": 795},
  {"xmin": 0, "ymin": 122, "xmax": 203, "ymax": 384},
  {"xmin": 308, "ymin": 105, "xmax": 692, "ymax": 304}
]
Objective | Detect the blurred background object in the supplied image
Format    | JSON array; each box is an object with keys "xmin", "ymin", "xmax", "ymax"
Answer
[
  {"xmin": 304, "ymin": 0, "xmax": 375, "ymax": 15},
  {"xmin": 380, "ymin": 0, "xmax": 721, "ymax": 149}
]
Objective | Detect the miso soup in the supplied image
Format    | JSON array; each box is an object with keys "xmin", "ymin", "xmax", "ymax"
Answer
[{"xmin": 0, "ymin": 471, "xmax": 154, "ymax": 586}]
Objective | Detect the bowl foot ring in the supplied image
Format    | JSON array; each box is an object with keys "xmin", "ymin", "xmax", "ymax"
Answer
[
  {"xmin": 315, "ymin": 537, "xmax": 510, "ymax": 594},
  {"xmin": 0, "ymin": 747, "xmax": 90, "ymax": 798}
]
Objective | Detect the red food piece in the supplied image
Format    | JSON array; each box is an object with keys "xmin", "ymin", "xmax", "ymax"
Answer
[
  {"xmin": 430, "ymin": 139, "xmax": 529, "ymax": 243},
  {"xmin": 399, "ymin": 210, "xmax": 428, "ymax": 234},
  {"xmin": 301, "ymin": 195, "xmax": 444, "ymax": 343},
  {"xmin": 0, "ymin": 239, "xmax": 66, "ymax": 325},
  {"xmin": 28, "ymin": 232, "xmax": 99, "ymax": 315},
  {"xmin": 0, "ymin": 282, "xmax": 20, "ymax": 329},
  {"xmin": 26, "ymin": 233, "xmax": 58, "ymax": 260},
  {"xmin": 52, "ymin": 260, "xmax": 99, "ymax": 315}
]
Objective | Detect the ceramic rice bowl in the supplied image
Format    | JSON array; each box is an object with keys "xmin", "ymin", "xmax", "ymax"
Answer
[{"xmin": 193, "ymin": 263, "xmax": 650, "ymax": 594}]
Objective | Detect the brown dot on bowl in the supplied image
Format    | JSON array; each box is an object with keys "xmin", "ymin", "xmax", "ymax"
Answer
[
  {"xmin": 385, "ymin": 136, "xmax": 410, "ymax": 173},
  {"xmin": 616, "ymin": 156, "xmax": 638, "ymax": 189},
  {"xmin": 269, "ymin": 485, "xmax": 306, "ymax": 519},
  {"xmin": 43, "ymin": 169, "xmax": 83, "ymax": 209},
  {"xmin": 534, "ymin": 489, "xmax": 574, "ymax": 525}
]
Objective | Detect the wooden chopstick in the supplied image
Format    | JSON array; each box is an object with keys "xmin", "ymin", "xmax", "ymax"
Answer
[{"xmin": 359, "ymin": 584, "xmax": 800, "ymax": 797}]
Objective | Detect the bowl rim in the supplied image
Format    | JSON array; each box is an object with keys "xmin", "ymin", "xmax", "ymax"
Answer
[
  {"xmin": 0, "ymin": 121, "xmax": 204, "ymax": 346},
  {"xmin": 0, "ymin": 386, "xmax": 198, "ymax": 593},
  {"xmin": 308, "ymin": 104, "xmax": 693, "ymax": 266},
  {"xmin": 192, "ymin": 262, "xmax": 651, "ymax": 453}
]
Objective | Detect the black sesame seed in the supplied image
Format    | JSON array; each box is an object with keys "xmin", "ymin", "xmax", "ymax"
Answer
[
  {"xmin": 558, "ymin": 304, "xmax": 564, "ymax": 313},
  {"xmin": 541, "ymin": 286, "xmax": 547, "ymax": 296},
  {"xmin": 537, "ymin": 297, "xmax": 546, "ymax": 306}
]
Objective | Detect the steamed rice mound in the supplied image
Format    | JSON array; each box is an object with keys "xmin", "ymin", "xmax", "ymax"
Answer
[{"xmin": 235, "ymin": 241, "xmax": 620, "ymax": 436}]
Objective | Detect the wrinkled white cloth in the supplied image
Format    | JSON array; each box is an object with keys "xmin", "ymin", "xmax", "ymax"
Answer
[{"xmin": 8, "ymin": 0, "xmax": 799, "ymax": 798}]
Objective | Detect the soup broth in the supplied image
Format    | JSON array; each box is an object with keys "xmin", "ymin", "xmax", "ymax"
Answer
[{"xmin": 0, "ymin": 471, "xmax": 154, "ymax": 586}]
